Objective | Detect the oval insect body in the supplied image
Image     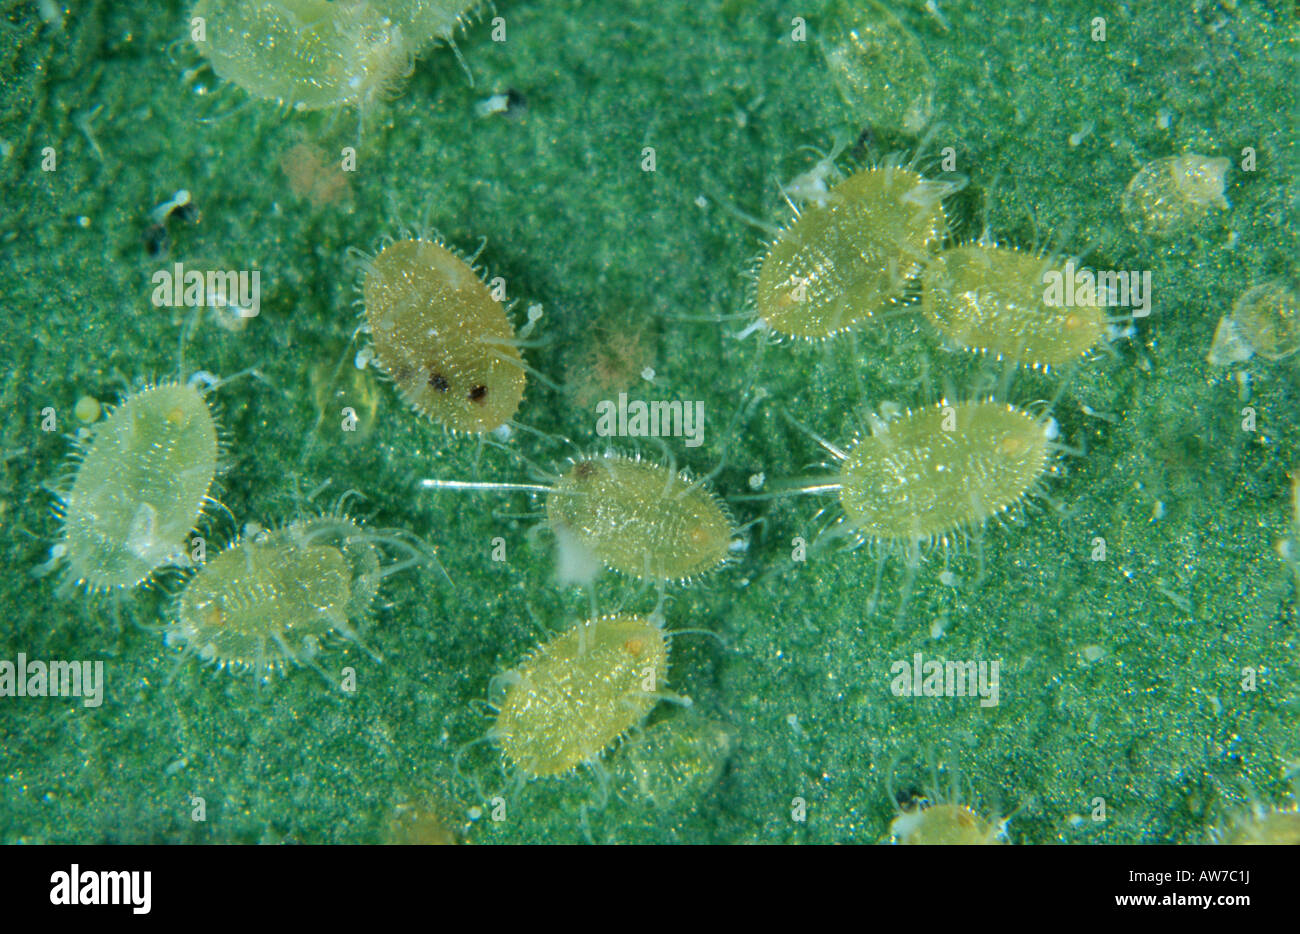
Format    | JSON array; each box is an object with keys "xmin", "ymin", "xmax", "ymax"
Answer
[
  {"xmin": 546, "ymin": 454, "xmax": 735, "ymax": 583},
  {"xmin": 421, "ymin": 452, "xmax": 736, "ymax": 585},
  {"xmin": 613, "ymin": 712, "xmax": 733, "ymax": 810},
  {"xmin": 167, "ymin": 516, "xmax": 388, "ymax": 676},
  {"xmin": 57, "ymin": 382, "xmax": 218, "ymax": 591},
  {"xmin": 1121, "ymin": 153, "xmax": 1230, "ymax": 239},
  {"xmin": 1228, "ymin": 278, "xmax": 1300, "ymax": 361},
  {"xmin": 890, "ymin": 803, "xmax": 1004, "ymax": 845},
  {"xmin": 756, "ymin": 165, "xmax": 949, "ymax": 339},
  {"xmin": 818, "ymin": 0, "xmax": 935, "ymax": 134},
  {"xmin": 363, "ymin": 237, "xmax": 525, "ymax": 433},
  {"xmin": 921, "ymin": 244, "xmax": 1106, "ymax": 369},
  {"xmin": 839, "ymin": 400, "xmax": 1052, "ymax": 543},
  {"xmin": 193, "ymin": 0, "xmax": 412, "ymax": 112},
  {"xmin": 491, "ymin": 614, "xmax": 671, "ymax": 779}
]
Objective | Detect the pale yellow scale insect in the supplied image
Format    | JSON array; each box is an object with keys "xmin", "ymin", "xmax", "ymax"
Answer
[
  {"xmin": 756, "ymin": 165, "xmax": 951, "ymax": 339},
  {"xmin": 922, "ymin": 243, "xmax": 1106, "ymax": 369},
  {"xmin": 50, "ymin": 382, "xmax": 218, "ymax": 592},
  {"xmin": 489, "ymin": 614, "xmax": 673, "ymax": 779},
  {"xmin": 363, "ymin": 237, "xmax": 526, "ymax": 434},
  {"xmin": 422, "ymin": 452, "xmax": 737, "ymax": 585}
]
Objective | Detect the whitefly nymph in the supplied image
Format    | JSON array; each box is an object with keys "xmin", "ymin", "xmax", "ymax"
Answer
[
  {"xmin": 744, "ymin": 399, "xmax": 1065, "ymax": 615},
  {"xmin": 421, "ymin": 449, "xmax": 739, "ymax": 586},
  {"xmin": 753, "ymin": 162, "xmax": 956, "ymax": 340},
  {"xmin": 165, "ymin": 508, "xmax": 439, "ymax": 682},
  {"xmin": 357, "ymin": 233, "xmax": 532, "ymax": 435},
  {"xmin": 40, "ymin": 380, "xmax": 223, "ymax": 594}
]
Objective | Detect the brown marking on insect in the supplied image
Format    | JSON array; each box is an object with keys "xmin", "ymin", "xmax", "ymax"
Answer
[{"xmin": 363, "ymin": 238, "xmax": 525, "ymax": 433}]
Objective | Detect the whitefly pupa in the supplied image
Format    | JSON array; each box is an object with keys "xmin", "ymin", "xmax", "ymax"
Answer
[
  {"xmin": 164, "ymin": 503, "xmax": 443, "ymax": 683},
  {"xmin": 484, "ymin": 613, "xmax": 678, "ymax": 781},
  {"xmin": 752, "ymin": 160, "xmax": 957, "ymax": 340},
  {"xmin": 420, "ymin": 449, "xmax": 739, "ymax": 586},
  {"xmin": 739, "ymin": 399, "xmax": 1065, "ymax": 616},
  {"xmin": 354, "ymin": 231, "xmax": 559, "ymax": 436},
  {"xmin": 189, "ymin": 0, "xmax": 488, "ymax": 118},
  {"xmin": 191, "ymin": 0, "xmax": 412, "ymax": 115},
  {"xmin": 921, "ymin": 239, "xmax": 1110, "ymax": 370},
  {"xmin": 38, "ymin": 377, "xmax": 227, "ymax": 594}
]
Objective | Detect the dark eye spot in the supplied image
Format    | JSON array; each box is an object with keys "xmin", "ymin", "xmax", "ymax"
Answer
[
  {"xmin": 428, "ymin": 372, "xmax": 449, "ymax": 392},
  {"xmin": 573, "ymin": 461, "xmax": 596, "ymax": 480},
  {"xmin": 468, "ymin": 384, "xmax": 488, "ymax": 403}
]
